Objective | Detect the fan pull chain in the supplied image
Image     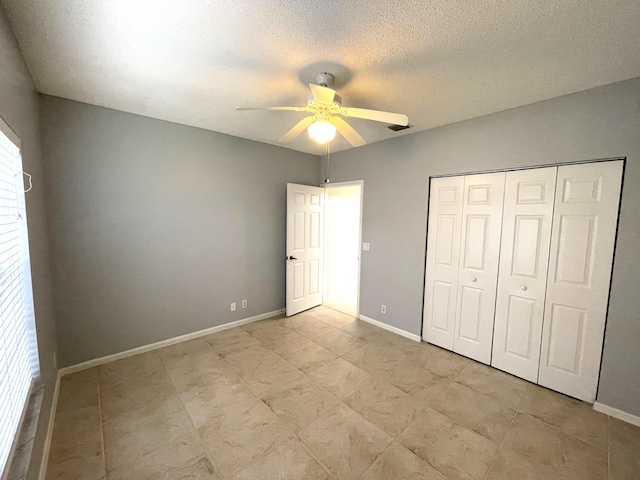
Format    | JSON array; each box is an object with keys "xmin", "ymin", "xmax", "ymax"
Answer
[{"xmin": 324, "ymin": 141, "xmax": 330, "ymax": 183}]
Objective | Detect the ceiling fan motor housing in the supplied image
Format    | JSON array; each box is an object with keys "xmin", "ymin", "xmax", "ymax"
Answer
[
  {"xmin": 305, "ymin": 72, "xmax": 341, "ymax": 106},
  {"xmin": 306, "ymin": 93, "xmax": 342, "ymax": 107}
]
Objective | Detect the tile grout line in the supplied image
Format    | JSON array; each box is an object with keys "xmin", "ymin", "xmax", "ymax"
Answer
[
  {"xmin": 274, "ymin": 309, "xmax": 373, "ymax": 362},
  {"xmin": 246, "ymin": 311, "xmax": 380, "ymax": 479},
  {"xmin": 210, "ymin": 329, "xmax": 333, "ymax": 478},
  {"xmin": 227, "ymin": 350, "xmax": 337, "ymax": 479},
  {"xmin": 607, "ymin": 415, "xmax": 611, "ymax": 480},
  {"xmin": 515, "ymin": 385, "xmax": 610, "ymax": 454},
  {"xmin": 160, "ymin": 347, "xmax": 225, "ymax": 478},
  {"xmin": 393, "ymin": 411, "xmax": 450, "ymax": 478},
  {"xmin": 515, "ymin": 409, "xmax": 609, "ymax": 453},
  {"xmin": 250, "ymin": 314, "xmax": 375, "ymax": 401},
  {"xmin": 253, "ymin": 311, "xmax": 361, "ymax": 360},
  {"xmin": 483, "ymin": 409, "xmax": 519, "ymax": 480},
  {"xmin": 255, "ymin": 390, "xmax": 338, "ymax": 480},
  {"xmin": 96, "ymin": 382, "xmax": 106, "ymax": 477}
]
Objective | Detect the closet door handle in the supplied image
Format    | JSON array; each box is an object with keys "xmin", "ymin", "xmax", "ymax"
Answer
[
  {"xmin": 521, "ymin": 285, "xmax": 528, "ymax": 291},
  {"xmin": 471, "ymin": 277, "xmax": 477, "ymax": 282}
]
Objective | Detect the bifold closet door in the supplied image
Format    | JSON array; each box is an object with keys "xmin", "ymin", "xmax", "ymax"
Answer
[
  {"xmin": 453, "ymin": 172, "xmax": 505, "ymax": 364},
  {"xmin": 491, "ymin": 167, "xmax": 557, "ymax": 382},
  {"xmin": 538, "ymin": 161, "xmax": 623, "ymax": 402},
  {"xmin": 423, "ymin": 176, "xmax": 464, "ymax": 349}
]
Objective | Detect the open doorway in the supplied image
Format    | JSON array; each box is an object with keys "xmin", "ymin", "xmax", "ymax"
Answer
[{"xmin": 323, "ymin": 181, "xmax": 362, "ymax": 317}]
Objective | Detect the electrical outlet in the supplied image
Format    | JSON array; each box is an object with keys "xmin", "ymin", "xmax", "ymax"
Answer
[
  {"xmin": 242, "ymin": 299, "xmax": 247, "ymax": 309},
  {"xmin": 230, "ymin": 302, "xmax": 236, "ymax": 312},
  {"xmin": 381, "ymin": 304, "xmax": 387, "ymax": 314},
  {"xmin": 363, "ymin": 242, "xmax": 370, "ymax": 251}
]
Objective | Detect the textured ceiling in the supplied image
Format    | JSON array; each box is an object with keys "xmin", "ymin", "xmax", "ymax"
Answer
[{"xmin": 3, "ymin": 0, "xmax": 640, "ymax": 155}]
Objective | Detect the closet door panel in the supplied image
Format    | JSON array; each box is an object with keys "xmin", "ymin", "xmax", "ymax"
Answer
[
  {"xmin": 453, "ymin": 172, "xmax": 505, "ymax": 364},
  {"xmin": 539, "ymin": 161, "xmax": 623, "ymax": 402},
  {"xmin": 423, "ymin": 176, "xmax": 464, "ymax": 349},
  {"xmin": 491, "ymin": 167, "xmax": 557, "ymax": 382}
]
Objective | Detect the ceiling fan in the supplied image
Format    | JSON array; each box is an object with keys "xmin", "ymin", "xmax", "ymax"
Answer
[{"xmin": 236, "ymin": 73, "xmax": 409, "ymax": 147}]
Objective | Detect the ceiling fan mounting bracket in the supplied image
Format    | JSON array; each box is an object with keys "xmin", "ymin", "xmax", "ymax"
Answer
[{"xmin": 315, "ymin": 72, "xmax": 335, "ymax": 88}]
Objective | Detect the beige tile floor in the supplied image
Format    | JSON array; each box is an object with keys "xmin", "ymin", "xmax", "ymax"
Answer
[{"xmin": 46, "ymin": 306, "xmax": 640, "ymax": 480}]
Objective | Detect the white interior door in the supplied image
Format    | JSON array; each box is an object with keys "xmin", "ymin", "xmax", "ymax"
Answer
[
  {"xmin": 423, "ymin": 176, "xmax": 464, "ymax": 349},
  {"xmin": 492, "ymin": 167, "xmax": 557, "ymax": 381},
  {"xmin": 454, "ymin": 172, "xmax": 506, "ymax": 364},
  {"xmin": 538, "ymin": 161, "xmax": 623, "ymax": 402},
  {"xmin": 286, "ymin": 183, "xmax": 324, "ymax": 316}
]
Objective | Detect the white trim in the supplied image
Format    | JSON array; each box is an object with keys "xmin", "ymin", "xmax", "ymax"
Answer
[
  {"xmin": 358, "ymin": 314, "xmax": 421, "ymax": 342},
  {"xmin": 58, "ymin": 309, "xmax": 285, "ymax": 376},
  {"xmin": 593, "ymin": 401, "xmax": 640, "ymax": 427},
  {"xmin": 38, "ymin": 374, "xmax": 60, "ymax": 480}
]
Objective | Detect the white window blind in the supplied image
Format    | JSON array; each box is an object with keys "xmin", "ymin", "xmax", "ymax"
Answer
[{"xmin": 0, "ymin": 123, "xmax": 39, "ymax": 476}]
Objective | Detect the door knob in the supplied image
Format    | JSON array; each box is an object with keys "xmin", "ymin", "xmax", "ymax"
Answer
[
  {"xmin": 471, "ymin": 277, "xmax": 477, "ymax": 282},
  {"xmin": 521, "ymin": 285, "xmax": 528, "ymax": 291},
  {"xmin": 287, "ymin": 256, "xmax": 297, "ymax": 260}
]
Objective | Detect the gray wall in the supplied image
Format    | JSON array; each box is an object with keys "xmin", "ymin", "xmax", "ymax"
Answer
[
  {"xmin": 324, "ymin": 78, "xmax": 640, "ymax": 417},
  {"xmin": 39, "ymin": 96, "xmax": 319, "ymax": 366},
  {"xmin": 0, "ymin": 6, "xmax": 58, "ymax": 479}
]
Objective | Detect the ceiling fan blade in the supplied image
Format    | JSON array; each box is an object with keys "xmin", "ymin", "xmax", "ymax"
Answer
[
  {"xmin": 340, "ymin": 107, "xmax": 408, "ymax": 126},
  {"xmin": 236, "ymin": 106, "xmax": 309, "ymax": 112},
  {"xmin": 279, "ymin": 116, "xmax": 316, "ymax": 143},
  {"xmin": 333, "ymin": 117, "xmax": 366, "ymax": 147},
  {"xmin": 309, "ymin": 84, "xmax": 335, "ymax": 105}
]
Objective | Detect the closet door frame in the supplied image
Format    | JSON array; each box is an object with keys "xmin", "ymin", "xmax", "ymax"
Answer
[{"xmin": 422, "ymin": 157, "xmax": 625, "ymax": 402}]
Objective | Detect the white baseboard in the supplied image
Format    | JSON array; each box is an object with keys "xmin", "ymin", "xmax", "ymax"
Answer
[
  {"xmin": 593, "ymin": 401, "xmax": 640, "ymax": 427},
  {"xmin": 38, "ymin": 373, "xmax": 60, "ymax": 480},
  {"xmin": 58, "ymin": 309, "xmax": 285, "ymax": 376},
  {"xmin": 358, "ymin": 314, "xmax": 421, "ymax": 342}
]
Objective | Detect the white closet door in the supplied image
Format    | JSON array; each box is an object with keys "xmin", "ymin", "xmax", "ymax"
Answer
[
  {"xmin": 539, "ymin": 161, "xmax": 623, "ymax": 402},
  {"xmin": 454, "ymin": 172, "xmax": 506, "ymax": 364},
  {"xmin": 491, "ymin": 167, "xmax": 557, "ymax": 381},
  {"xmin": 423, "ymin": 176, "xmax": 464, "ymax": 349}
]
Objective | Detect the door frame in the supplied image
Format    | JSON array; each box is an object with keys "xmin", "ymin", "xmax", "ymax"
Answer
[
  {"xmin": 322, "ymin": 180, "xmax": 364, "ymax": 318},
  {"xmin": 422, "ymin": 155, "xmax": 626, "ymax": 338}
]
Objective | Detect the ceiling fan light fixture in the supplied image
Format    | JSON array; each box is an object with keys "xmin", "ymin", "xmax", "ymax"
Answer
[
  {"xmin": 238, "ymin": 72, "xmax": 408, "ymax": 147},
  {"xmin": 307, "ymin": 119, "xmax": 336, "ymax": 144}
]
